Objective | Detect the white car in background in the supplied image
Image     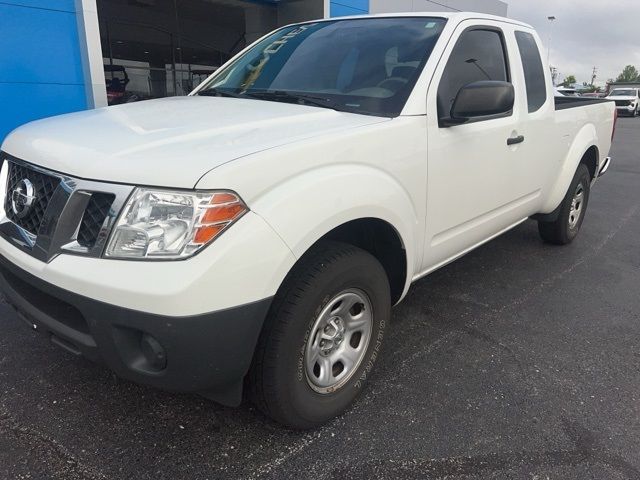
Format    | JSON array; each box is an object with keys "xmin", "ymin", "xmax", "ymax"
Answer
[
  {"xmin": 555, "ymin": 86, "xmax": 580, "ymax": 96},
  {"xmin": 607, "ymin": 88, "xmax": 640, "ymax": 116}
]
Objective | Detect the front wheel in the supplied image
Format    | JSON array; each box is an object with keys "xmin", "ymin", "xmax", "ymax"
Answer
[
  {"xmin": 538, "ymin": 163, "xmax": 591, "ymax": 245},
  {"xmin": 249, "ymin": 241, "xmax": 390, "ymax": 429}
]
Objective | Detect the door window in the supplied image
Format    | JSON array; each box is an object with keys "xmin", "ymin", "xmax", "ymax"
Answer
[{"xmin": 437, "ymin": 28, "xmax": 510, "ymax": 121}]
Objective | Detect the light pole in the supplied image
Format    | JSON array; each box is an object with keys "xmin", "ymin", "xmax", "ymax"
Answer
[{"xmin": 547, "ymin": 16, "xmax": 556, "ymax": 67}]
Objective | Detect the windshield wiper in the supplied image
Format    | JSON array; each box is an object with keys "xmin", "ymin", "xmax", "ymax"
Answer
[
  {"xmin": 197, "ymin": 88, "xmax": 249, "ymax": 99},
  {"xmin": 246, "ymin": 90, "xmax": 347, "ymax": 112},
  {"xmin": 198, "ymin": 88, "xmax": 349, "ymax": 112}
]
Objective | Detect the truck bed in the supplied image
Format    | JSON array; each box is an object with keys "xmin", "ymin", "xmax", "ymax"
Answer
[
  {"xmin": 551, "ymin": 95, "xmax": 615, "ymax": 199},
  {"xmin": 555, "ymin": 96, "xmax": 613, "ymax": 110}
]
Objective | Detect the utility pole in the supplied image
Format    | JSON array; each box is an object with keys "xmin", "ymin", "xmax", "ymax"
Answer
[
  {"xmin": 550, "ymin": 66, "xmax": 558, "ymax": 87},
  {"xmin": 591, "ymin": 66, "xmax": 598, "ymax": 86},
  {"xmin": 547, "ymin": 16, "xmax": 556, "ymax": 67}
]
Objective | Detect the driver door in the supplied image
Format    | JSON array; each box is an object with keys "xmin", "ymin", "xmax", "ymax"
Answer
[{"xmin": 422, "ymin": 22, "xmax": 537, "ymax": 271}]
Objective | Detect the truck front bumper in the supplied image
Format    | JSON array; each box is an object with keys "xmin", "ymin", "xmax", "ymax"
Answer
[
  {"xmin": 0, "ymin": 253, "xmax": 272, "ymax": 406},
  {"xmin": 0, "ymin": 211, "xmax": 296, "ymax": 406},
  {"xmin": 616, "ymin": 105, "xmax": 636, "ymax": 115}
]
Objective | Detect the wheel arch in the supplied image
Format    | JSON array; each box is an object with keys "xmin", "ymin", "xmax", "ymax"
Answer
[
  {"xmin": 580, "ymin": 144, "xmax": 599, "ymax": 180},
  {"xmin": 249, "ymin": 164, "xmax": 421, "ymax": 304},
  {"xmin": 539, "ymin": 123, "xmax": 599, "ymax": 214},
  {"xmin": 312, "ymin": 218, "xmax": 407, "ymax": 305}
]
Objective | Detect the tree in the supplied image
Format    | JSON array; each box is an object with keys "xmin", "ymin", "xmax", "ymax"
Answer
[
  {"xmin": 615, "ymin": 65, "xmax": 639, "ymax": 83},
  {"xmin": 561, "ymin": 75, "xmax": 576, "ymax": 87}
]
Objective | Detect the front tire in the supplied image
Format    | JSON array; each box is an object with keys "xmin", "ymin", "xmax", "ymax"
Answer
[
  {"xmin": 538, "ymin": 163, "xmax": 591, "ymax": 245},
  {"xmin": 249, "ymin": 241, "xmax": 391, "ymax": 429}
]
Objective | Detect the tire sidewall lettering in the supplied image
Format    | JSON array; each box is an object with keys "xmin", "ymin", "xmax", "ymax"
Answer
[{"xmin": 297, "ymin": 297, "xmax": 329, "ymax": 383}]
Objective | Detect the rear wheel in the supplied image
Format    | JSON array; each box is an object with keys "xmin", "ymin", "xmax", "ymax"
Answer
[
  {"xmin": 249, "ymin": 241, "xmax": 390, "ymax": 429},
  {"xmin": 538, "ymin": 164, "xmax": 591, "ymax": 245}
]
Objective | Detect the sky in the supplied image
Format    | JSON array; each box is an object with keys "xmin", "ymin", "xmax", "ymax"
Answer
[{"xmin": 508, "ymin": 0, "xmax": 640, "ymax": 86}]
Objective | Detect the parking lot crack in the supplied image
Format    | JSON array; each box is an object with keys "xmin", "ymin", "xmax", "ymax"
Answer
[
  {"xmin": 324, "ymin": 417, "xmax": 640, "ymax": 479},
  {"xmin": 250, "ymin": 429, "xmax": 325, "ymax": 480},
  {"xmin": 0, "ymin": 406, "xmax": 107, "ymax": 480}
]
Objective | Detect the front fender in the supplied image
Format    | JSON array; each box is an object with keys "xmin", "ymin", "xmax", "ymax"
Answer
[
  {"xmin": 195, "ymin": 116, "xmax": 428, "ymax": 299},
  {"xmin": 540, "ymin": 123, "xmax": 598, "ymax": 214},
  {"xmin": 248, "ymin": 164, "xmax": 420, "ymax": 293}
]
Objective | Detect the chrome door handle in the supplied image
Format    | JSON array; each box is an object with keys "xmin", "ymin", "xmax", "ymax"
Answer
[{"xmin": 507, "ymin": 135, "xmax": 525, "ymax": 145}]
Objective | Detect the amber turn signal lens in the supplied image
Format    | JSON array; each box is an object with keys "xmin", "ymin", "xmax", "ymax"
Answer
[
  {"xmin": 194, "ymin": 224, "xmax": 225, "ymax": 244},
  {"xmin": 201, "ymin": 203, "xmax": 246, "ymax": 224},
  {"xmin": 193, "ymin": 192, "xmax": 247, "ymax": 245},
  {"xmin": 212, "ymin": 192, "xmax": 239, "ymax": 204}
]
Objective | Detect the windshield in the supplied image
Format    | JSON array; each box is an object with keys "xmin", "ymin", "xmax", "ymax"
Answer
[
  {"xmin": 196, "ymin": 17, "xmax": 447, "ymax": 117},
  {"xmin": 610, "ymin": 89, "xmax": 637, "ymax": 96}
]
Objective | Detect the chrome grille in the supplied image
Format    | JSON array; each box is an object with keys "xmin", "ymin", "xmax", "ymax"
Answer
[
  {"xmin": 0, "ymin": 155, "xmax": 134, "ymax": 263},
  {"xmin": 77, "ymin": 193, "xmax": 116, "ymax": 248},
  {"xmin": 4, "ymin": 161, "xmax": 60, "ymax": 235}
]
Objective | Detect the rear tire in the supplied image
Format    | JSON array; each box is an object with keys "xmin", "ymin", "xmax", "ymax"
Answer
[
  {"xmin": 249, "ymin": 241, "xmax": 391, "ymax": 429},
  {"xmin": 538, "ymin": 164, "xmax": 591, "ymax": 245}
]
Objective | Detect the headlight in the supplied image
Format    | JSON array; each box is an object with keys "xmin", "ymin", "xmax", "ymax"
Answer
[{"xmin": 105, "ymin": 188, "xmax": 247, "ymax": 260}]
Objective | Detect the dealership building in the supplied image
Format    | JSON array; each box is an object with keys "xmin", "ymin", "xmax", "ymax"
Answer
[{"xmin": 0, "ymin": 0, "xmax": 507, "ymax": 142}]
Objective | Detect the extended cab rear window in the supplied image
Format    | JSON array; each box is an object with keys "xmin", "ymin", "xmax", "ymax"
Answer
[{"xmin": 515, "ymin": 31, "xmax": 547, "ymax": 112}]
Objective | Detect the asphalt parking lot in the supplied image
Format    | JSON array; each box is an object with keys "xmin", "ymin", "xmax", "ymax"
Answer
[{"xmin": 1, "ymin": 117, "xmax": 640, "ymax": 480}]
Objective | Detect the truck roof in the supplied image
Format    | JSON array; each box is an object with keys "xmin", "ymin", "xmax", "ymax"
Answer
[{"xmin": 300, "ymin": 12, "xmax": 533, "ymax": 30}]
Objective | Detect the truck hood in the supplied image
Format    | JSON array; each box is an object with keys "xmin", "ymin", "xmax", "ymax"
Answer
[{"xmin": 2, "ymin": 96, "xmax": 388, "ymax": 188}]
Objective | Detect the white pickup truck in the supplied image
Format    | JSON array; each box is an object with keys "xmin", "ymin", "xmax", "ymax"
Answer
[
  {"xmin": 606, "ymin": 87, "xmax": 640, "ymax": 116},
  {"xmin": 0, "ymin": 13, "xmax": 615, "ymax": 428}
]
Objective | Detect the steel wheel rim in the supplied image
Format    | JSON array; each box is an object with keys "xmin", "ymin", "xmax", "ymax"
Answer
[
  {"xmin": 568, "ymin": 182, "xmax": 585, "ymax": 230},
  {"xmin": 304, "ymin": 288, "xmax": 373, "ymax": 394}
]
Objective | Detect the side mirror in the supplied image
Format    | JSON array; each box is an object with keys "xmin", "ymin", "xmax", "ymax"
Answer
[{"xmin": 442, "ymin": 80, "xmax": 514, "ymax": 127}]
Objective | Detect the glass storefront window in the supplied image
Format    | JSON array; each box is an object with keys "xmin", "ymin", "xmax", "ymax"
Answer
[{"xmin": 97, "ymin": 0, "xmax": 320, "ymax": 105}]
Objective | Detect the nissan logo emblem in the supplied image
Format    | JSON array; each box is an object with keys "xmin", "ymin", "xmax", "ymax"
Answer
[{"xmin": 11, "ymin": 179, "xmax": 36, "ymax": 219}]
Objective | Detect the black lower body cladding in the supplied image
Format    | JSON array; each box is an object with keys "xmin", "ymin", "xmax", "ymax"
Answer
[{"xmin": 0, "ymin": 255, "xmax": 272, "ymax": 406}]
